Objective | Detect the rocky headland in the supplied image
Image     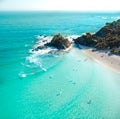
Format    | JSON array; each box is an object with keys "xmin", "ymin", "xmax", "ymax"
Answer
[
  {"xmin": 74, "ymin": 19, "xmax": 120, "ymax": 55},
  {"xmin": 31, "ymin": 19, "xmax": 120, "ymax": 73},
  {"xmin": 73, "ymin": 19, "xmax": 120, "ymax": 73}
]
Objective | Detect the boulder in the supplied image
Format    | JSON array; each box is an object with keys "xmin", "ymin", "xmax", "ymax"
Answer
[{"xmin": 47, "ymin": 33, "xmax": 71, "ymax": 49}]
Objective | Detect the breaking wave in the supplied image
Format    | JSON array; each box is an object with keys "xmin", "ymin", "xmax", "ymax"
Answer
[{"xmin": 24, "ymin": 34, "xmax": 79, "ymax": 74}]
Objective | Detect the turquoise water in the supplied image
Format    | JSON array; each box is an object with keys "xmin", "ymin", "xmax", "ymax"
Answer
[{"xmin": 0, "ymin": 11, "xmax": 120, "ymax": 119}]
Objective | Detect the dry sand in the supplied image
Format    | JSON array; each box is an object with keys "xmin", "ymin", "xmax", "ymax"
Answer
[{"xmin": 82, "ymin": 49, "xmax": 120, "ymax": 74}]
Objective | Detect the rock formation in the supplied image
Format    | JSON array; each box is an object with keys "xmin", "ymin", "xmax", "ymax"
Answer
[
  {"xmin": 47, "ymin": 33, "xmax": 72, "ymax": 49},
  {"xmin": 33, "ymin": 34, "xmax": 72, "ymax": 53},
  {"xmin": 74, "ymin": 19, "xmax": 120, "ymax": 55}
]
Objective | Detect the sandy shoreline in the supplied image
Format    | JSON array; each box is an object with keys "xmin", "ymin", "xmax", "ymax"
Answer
[
  {"xmin": 63, "ymin": 44, "xmax": 73, "ymax": 52},
  {"xmin": 82, "ymin": 48, "xmax": 120, "ymax": 74}
]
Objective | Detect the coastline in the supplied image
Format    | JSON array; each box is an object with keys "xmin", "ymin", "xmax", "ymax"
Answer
[
  {"xmin": 63, "ymin": 43, "xmax": 73, "ymax": 52},
  {"xmin": 82, "ymin": 49, "xmax": 120, "ymax": 74}
]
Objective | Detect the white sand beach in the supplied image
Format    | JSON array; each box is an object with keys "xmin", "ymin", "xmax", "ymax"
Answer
[{"xmin": 82, "ymin": 49, "xmax": 120, "ymax": 74}]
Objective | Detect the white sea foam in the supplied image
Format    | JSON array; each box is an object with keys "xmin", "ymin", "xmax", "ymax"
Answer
[
  {"xmin": 26, "ymin": 52, "xmax": 47, "ymax": 71},
  {"xmin": 102, "ymin": 17, "xmax": 108, "ymax": 20},
  {"xmin": 36, "ymin": 35, "xmax": 45, "ymax": 40},
  {"xmin": 67, "ymin": 35, "xmax": 80, "ymax": 42},
  {"xmin": 35, "ymin": 35, "xmax": 79, "ymax": 48},
  {"xmin": 28, "ymin": 34, "xmax": 80, "ymax": 58},
  {"xmin": 19, "ymin": 72, "xmax": 27, "ymax": 78},
  {"xmin": 30, "ymin": 47, "xmax": 53, "ymax": 55},
  {"xmin": 42, "ymin": 67, "xmax": 47, "ymax": 72},
  {"xmin": 35, "ymin": 35, "xmax": 52, "ymax": 48},
  {"xmin": 30, "ymin": 35, "xmax": 55, "ymax": 56},
  {"xmin": 26, "ymin": 34, "xmax": 79, "ymax": 70},
  {"xmin": 115, "ymin": 16, "xmax": 120, "ymax": 20}
]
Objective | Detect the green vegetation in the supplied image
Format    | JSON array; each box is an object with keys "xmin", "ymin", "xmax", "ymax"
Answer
[{"xmin": 74, "ymin": 19, "xmax": 120, "ymax": 55}]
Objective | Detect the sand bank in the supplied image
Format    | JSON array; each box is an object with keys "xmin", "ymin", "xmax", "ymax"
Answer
[{"xmin": 82, "ymin": 49, "xmax": 120, "ymax": 74}]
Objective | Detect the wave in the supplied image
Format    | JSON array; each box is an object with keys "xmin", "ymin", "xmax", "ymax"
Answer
[
  {"xmin": 26, "ymin": 54, "xmax": 47, "ymax": 71},
  {"xmin": 29, "ymin": 48, "xmax": 53, "ymax": 55},
  {"xmin": 30, "ymin": 35, "xmax": 56, "ymax": 55},
  {"xmin": 101, "ymin": 17, "xmax": 108, "ymax": 20},
  {"xmin": 35, "ymin": 35, "xmax": 52, "ymax": 47},
  {"xmin": 30, "ymin": 35, "xmax": 79, "ymax": 56},
  {"xmin": 97, "ymin": 16, "xmax": 120, "ymax": 21},
  {"xmin": 25, "ymin": 34, "xmax": 79, "ymax": 72},
  {"xmin": 115, "ymin": 16, "xmax": 120, "ymax": 20},
  {"xmin": 19, "ymin": 72, "xmax": 27, "ymax": 78}
]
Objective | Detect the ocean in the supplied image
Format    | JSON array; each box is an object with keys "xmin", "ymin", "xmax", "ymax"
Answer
[{"xmin": 0, "ymin": 11, "xmax": 120, "ymax": 119}]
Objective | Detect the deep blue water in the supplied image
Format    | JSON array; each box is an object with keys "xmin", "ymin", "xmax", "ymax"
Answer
[{"xmin": 0, "ymin": 11, "xmax": 120, "ymax": 119}]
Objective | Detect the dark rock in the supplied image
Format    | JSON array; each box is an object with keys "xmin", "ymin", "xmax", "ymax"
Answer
[
  {"xmin": 111, "ymin": 48, "xmax": 120, "ymax": 55},
  {"xmin": 43, "ymin": 40, "xmax": 47, "ymax": 42},
  {"xmin": 74, "ymin": 19, "xmax": 120, "ymax": 55},
  {"xmin": 34, "ymin": 45, "xmax": 47, "ymax": 51},
  {"xmin": 47, "ymin": 33, "xmax": 71, "ymax": 49},
  {"xmin": 74, "ymin": 33, "xmax": 97, "ymax": 47},
  {"xmin": 87, "ymin": 100, "xmax": 92, "ymax": 104}
]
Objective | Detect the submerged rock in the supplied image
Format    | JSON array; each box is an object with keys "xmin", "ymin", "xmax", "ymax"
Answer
[
  {"xmin": 56, "ymin": 91, "xmax": 62, "ymax": 96},
  {"xmin": 87, "ymin": 100, "xmax": 92, "ymax": 104},
  {"xmin": 33, "ymin": 45, "xmax": 47, "ymax": 51}
]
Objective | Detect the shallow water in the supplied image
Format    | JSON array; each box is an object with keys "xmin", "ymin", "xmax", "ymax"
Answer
[{"xmin": 0, "ymin": 11, "xmax": 120, "ymax": 119}]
